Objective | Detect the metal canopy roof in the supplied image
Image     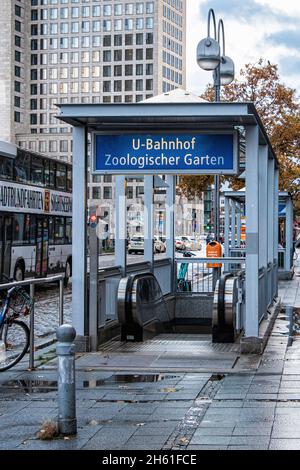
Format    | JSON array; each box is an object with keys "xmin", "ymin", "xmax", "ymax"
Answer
[
  {"xmin": 223, "ymin": 191, "xmax": 246, "ymax": 203},
  {"xmin": 224, "ymin": 190, "xmax": 291, "ymax": 202},
  {"xmin": 57, "ymin": 100, "xmax": 278, "ymax": 167}
]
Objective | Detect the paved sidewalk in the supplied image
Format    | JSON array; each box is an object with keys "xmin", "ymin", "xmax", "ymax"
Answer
[
  {"xmin": 278, "ymin": 249, "xmax": 300, "ymax": 308},
  {"xmin": 0, "ymin": 266, "xmax": 300, "ymax": 450},
  {"xmin": 0, "ymin": 309, "xmax": 298, "ymax": 450}
]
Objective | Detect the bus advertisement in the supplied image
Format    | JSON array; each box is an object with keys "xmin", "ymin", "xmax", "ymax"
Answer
[{"xmin": 0, "ymin": 146, "xmax": 72, "ymax": 285}]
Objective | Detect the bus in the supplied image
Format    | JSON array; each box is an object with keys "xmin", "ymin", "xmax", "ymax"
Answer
[{"xmin": 0, "ymin": 141, "xmax": 72, "ymax": 285}]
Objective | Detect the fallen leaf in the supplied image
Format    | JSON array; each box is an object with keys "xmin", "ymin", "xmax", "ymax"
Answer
[
  {"xmin": 37, "ymin": 421, "xmax": 58, "ymax": 440},
  {"xmin": 88, "ymin": 420, "xmax": 99, "ymax": 426},
  {"xmin": 160, "ymin": 388, "xmax": 179, "ymax": 393},
  {"xmin": 179, "ymin": 437, "xmax": 189, "ymax": 445},
  {"xmin": 137, "ymin": 423, "xmax": 145, "ymax": 427}
]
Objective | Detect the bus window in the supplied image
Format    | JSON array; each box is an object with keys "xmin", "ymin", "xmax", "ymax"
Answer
[
  {"xmin": 54, "ymin": 217, "xmax": 65, "ymax": 244},
  {"xmin": 13, "ymin": 214, "xmax": 25, "ymax": 245},
  {"xmin": 56, "ymin": 163, "xmax": 66, "ymax": 191},
  {"xmin": 49, "ymin": 217, "xmax": 54, "ymax": 244},
  {"xmin": 29, "ymin": 215, "xmax": 36, "ymax": 244},
  {"xmin": 49, "ymin": 160, "xmax": 56, "ymax": 188},
  {"xmin": 24, "ymin": 214, "xmax": 31, "ymax": 244},
  {"xmin": 65, "ymin": 217, "xmax": 72, "ymax": 244},
  {"xmin": 31, "ymin": 155, "xmax": 45, "ymax": 186},
  {"xmin": 0, "ymin": 156, "xmax": 13, "ymax": 180},
  {"xmin": 14, "ymin": 151, "xmax": 30, "ymax": 183},
  {"xmin": 67, "ymin": 166, "xmax": 72, "ymax": 192},
  {"xmin": 12, "ymin": 214, "xmax": 37, "ymax": 245}
]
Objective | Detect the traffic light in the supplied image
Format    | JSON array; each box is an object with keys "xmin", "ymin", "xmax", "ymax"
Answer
[{"xmin": 89, "ymin": 213, "xmax": 97, "ymax": 228}]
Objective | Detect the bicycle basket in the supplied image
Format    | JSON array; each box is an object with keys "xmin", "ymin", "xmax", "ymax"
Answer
[{"xmin": 7, "ymin": 287, "xmax": 33, "ymax": 318}]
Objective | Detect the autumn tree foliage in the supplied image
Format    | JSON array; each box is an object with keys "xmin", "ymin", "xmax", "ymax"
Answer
[{"xmin": 179, "ymin": 60, "xmax": 300, "ymax": 207}]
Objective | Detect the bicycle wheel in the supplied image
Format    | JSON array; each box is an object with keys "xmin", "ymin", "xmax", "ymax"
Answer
[{"xmin": 0, "ymin": 320, "xmax": 30, "ymax": 372}]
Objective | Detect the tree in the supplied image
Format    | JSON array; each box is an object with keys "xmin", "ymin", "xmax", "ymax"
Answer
[
  {"xmin": 179, "ymin": 60, "xmax": 300, "ymax": 207},
  {"xmin": 178, "ymin": 174, "xmax": 213, "ymax": 199}
]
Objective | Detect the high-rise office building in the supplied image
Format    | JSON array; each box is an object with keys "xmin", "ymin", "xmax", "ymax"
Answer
[
  {"xmin": 0, "ymin": 1, "xmax": 202, "ymax": 243},
  {"xmin": 0, "ymin": 0, "xmax": 186, "ymax": 162},
  {"xmin": 0, "ymin": 0, "xmax": 30, "ymax": 144}
]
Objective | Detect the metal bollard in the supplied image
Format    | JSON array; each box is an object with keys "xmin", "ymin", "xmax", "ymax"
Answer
[
  {"xmin": 56, "ymin": 324, "xmax": 77, "ymax": 435},
  {"xmin": 29, "ymin": 283, "xmax": 35, "ymax": 370},
  {"xmin": 59, "ymin": 278, "xmax": 64, "ymax": 326}
]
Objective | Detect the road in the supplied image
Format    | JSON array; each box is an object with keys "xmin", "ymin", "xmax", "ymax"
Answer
[{"xmin": 99, "ymin": 245, "xmax": 208, "ymax": 268}]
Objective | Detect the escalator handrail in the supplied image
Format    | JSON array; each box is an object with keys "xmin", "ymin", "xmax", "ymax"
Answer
[
  {"xmin": 217, "ymin": 273, "xmax": 233, "ymax": 327},
  {"xmin": 124, "ymin": 272, "xmax": 157, "ymax": 326}
]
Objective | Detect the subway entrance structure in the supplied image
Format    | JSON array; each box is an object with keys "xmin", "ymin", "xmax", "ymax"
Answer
[
  {"xmin": 58, "ymin": 89, "xmax": 279, "ymax": 354},
  {"xmin": 223, "ymin": 190, "xmax": 293, "ymax": 281}
]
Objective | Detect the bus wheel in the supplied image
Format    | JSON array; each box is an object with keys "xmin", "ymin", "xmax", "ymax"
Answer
[
  {"xmin": 64, "ymin": 260, "xmax": 71, "ymax": 287},
  {"xmin": 14, "ymin": 264, "xmax": 24, "ymax": 282}
]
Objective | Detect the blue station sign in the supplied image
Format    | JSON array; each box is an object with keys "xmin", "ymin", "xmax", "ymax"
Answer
[{"xmin": 93, "ymin": 132, "xmax": 238, "ymax": 175}]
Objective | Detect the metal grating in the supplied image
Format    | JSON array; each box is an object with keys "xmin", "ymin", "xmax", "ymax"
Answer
[{"xmin": 100, "ymin": 334, "xmax": 240, "ymax": 354}]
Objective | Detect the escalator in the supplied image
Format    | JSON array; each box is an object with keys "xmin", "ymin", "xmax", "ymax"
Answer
[
  {"xmin": 117, "ymin": 271, "xmax": 244, "ymax": 343},
  {"xmin": 118, "ymin": 273, "xmax": 173, "ymax": 341}
]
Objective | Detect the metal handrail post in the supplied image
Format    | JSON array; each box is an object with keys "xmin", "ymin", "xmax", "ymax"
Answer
[
  {"xmin": 0, "ymin": 274, "xmax": 65, "ymax": 369},
  {"xmin": 59, "ymin": 278, "xmax": 64, "ymax": 326},
  {"xmin": 0, "ymin": 274, "xmax": 65, "ymax": 291},
  {"xmin": 29, "ymin": 283, "xmax": 35, "ymax": 370}
]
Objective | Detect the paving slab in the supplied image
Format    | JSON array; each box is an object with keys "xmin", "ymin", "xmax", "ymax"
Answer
[
  {"xmin": 229, "ymin": 436, "xmax": 270, "ymax": 446},
  {"xmin": 189, "ymin": 435, "xmax": 232, "ymax": 446},
  {"xmin": 232, "ymin": 426, "xmax": 272, "ymax": 436},
  {"xmin": 187, "ymin": 445, "xmax": 228, "ymax": 450},
  {"xmin": 1, "ymin": 274, "xmax": 300, "ymax": 451},
  {"xmin": 269, "ymin": 439, "xmax": 300, "ymax": 450}
]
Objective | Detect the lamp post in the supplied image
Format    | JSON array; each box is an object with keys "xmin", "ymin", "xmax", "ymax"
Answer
[{"xmin": 197, "ymin": 9, "xmax": 235, "ymax": 242}]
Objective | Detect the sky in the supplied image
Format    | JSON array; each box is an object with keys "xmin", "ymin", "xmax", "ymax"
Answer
[{"xmin": 186, "ymin": 0, "xmax": 300, "ymax": 99}]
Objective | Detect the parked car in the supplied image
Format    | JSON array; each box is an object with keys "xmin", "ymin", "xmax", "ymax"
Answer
[
  {"xmin": 154, "ymin": 237, "xmax": 166, "ymax": 253},
  {"xmin": 127, "ymin": 236, "xmax": 166, "ymax": 254},
  {"xmin": 181, "ymin": 236, "xmax": 202, "ymax": 251},
  {"xmin": 128, "ymin": 236, "xmax": 144, "ymax": 254},
  {"xmin": 175, "ymin": 237, "xmax": 186, "ymax": 251}
]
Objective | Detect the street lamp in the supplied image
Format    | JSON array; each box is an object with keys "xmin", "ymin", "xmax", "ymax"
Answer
[
  {"xmin": 196, "ymin": 9, "xmax": 221, "ymax": 71},
  {"xmin": 197, "ymin": 9, "xmax": 235, "ymax": 242}
]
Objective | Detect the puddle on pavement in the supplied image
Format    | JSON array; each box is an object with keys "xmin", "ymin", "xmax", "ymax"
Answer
[
  {"xmin": 209, "ymin": 374, "xmax": 225, "ymax": 382},
  {"xmin": 0, "ymin": 379, "xmax": 57, "ymax": 394},
  {"xmin": 278, "ymin": 307, "xmax": 300, "ymax": 345},
  {"xmin": 0, "ymin": 374, "xmax": 181, "ymax": 394},
  {"xmin": 82, "ymin": 374, "xmax": 181, "ymax": 388},
  {"xmin": 293, "ymin": 309, "xmax": 300, "ymax": 336}
]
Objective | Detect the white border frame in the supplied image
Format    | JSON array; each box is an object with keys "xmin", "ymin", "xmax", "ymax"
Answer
[{"xmin": 91, "ymin": 130, "xmax": 239, "ymax": 176}]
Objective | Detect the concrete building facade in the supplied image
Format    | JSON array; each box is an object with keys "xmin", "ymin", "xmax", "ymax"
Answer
[
  {"xmin": 0, "ymin": 1, "xmax": 205, "ymax": 241},
  {"xmin": 1, "ymin": 0, "xmax": 186, "ymax": 162},
  {"xmin": 0, "ymin": 0, "xmax": 30, "ymax": 144}
]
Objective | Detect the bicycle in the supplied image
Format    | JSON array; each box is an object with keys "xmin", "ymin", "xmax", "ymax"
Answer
[
  {"xmin": 0, "ymin": 286, "xmax": 33, "ymax": 372},
  {"xmin": 177, "ymin": 252, "xmax": 196, "ymax": 292}
]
